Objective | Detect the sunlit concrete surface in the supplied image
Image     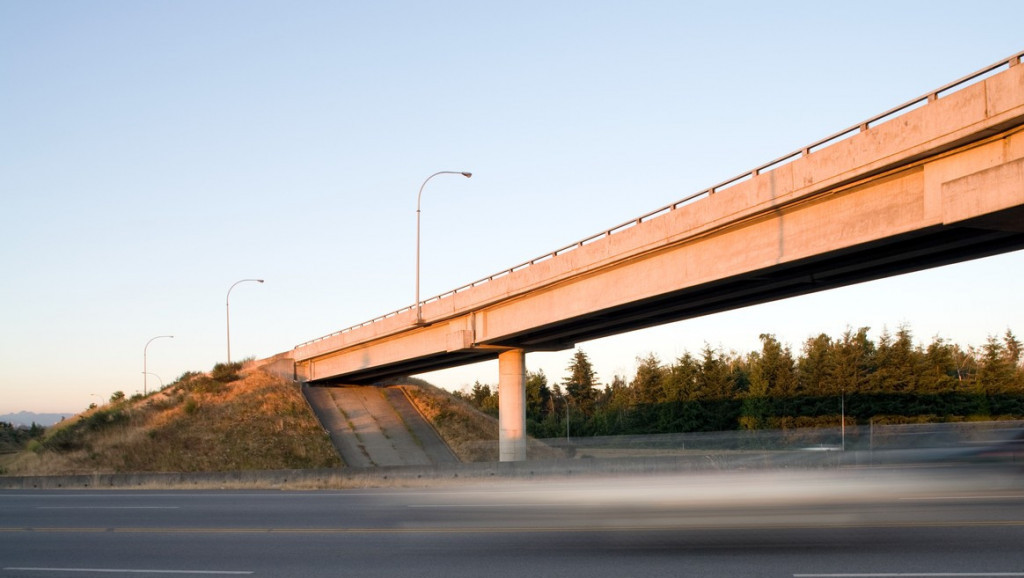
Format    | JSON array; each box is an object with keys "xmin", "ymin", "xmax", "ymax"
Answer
[
  {"xmin": 288, "ymin": 56, "xmax": 1024, "ymax": 386},
  {"xmin": 272, "ymin": 55, "xmax": 1024, "ymax": 462},
  {"xmin": 302, "ymin": 385, "xmax": 458, "ymax": 467}
]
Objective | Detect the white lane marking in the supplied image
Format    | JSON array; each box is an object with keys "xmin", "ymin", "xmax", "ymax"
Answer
[
  {"xmin": 794, "ymin": 569, "xmax": 1024, "ymax": 573},
  {"xmin": 898, "ymin": 495, "xmax": 1024, "ymax": 501},
  {"xmin": 3, "ymin": 568, "xmax": 251, "ymax": 575},
  {"xmin": 36, "ymin": 506, "xmax": 180, "ymax": 510},
  {"xmin": 1, "ymin": 492, "xmax": 381, "ymax": 497},
  {"xmin": 407, "ymin": 503, "xmax": 552, "ymax": 508}
]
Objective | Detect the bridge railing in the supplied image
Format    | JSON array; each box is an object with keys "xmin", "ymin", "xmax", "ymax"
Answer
[{"xmin": 296, "ymin": 50, "xmax": 1024, "ymax": 350}]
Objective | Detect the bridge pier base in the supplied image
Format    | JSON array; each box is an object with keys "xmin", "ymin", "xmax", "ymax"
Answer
[{"xmin": 498, "ymin": 348, "xmax": 527, "ymax": 462}]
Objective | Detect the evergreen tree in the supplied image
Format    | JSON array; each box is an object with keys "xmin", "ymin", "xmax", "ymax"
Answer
[
  {"xmin": 919, "ymin": 336, "xmax": 959, "ymax": 393},
  {"xmin": 871, "ymin": 325, "xmax": 918, "ymax": 393},
  {"xmin": 525, "ymin": 370, "xmax": 552, "ymax": 424},
  {"xmin": 1004, "ymin": 329, "xmax": 1022, "ymax": 369},
  {"xmin": 798, "ymin": 333, "xmax": 833, "ymax": 396},
  {"xmin": 741, "ymin": 334, "xmax": 796, "ymax": 428},
  {"xmin": 470, "ymin": 381, "xmax": 492, "ymax": 406},
  {"xmin": 564, "ymin": 349, "xmax": 599, "ymax": 415},
  {"xmin": 698, "ymin": 344, "xmax": 736, "ymax": 400},
  {"xmin": 1008, "ymin": 330, "xmax": 1024, "ymax": 392},
  {"xmin": 631, "ymin": 353, "xmax": 666, "ymax": 405},
  {"xmin": 829, "ymin": 327, "xmax": 874, "ymax": 396},
  {"xmin": 541, "ymin": 381, "xmax": 567, "ymax": 438},
  {"xmin": 594, "ymin": 374, "xmax": 632, "ymax": 435},
  {"xmin": 977, "ymin": 335, "xmax": 1014, "ymax": 395},
  {"xmin": 664, "ymin": 352, "xmax": 698, "ymax": 402}
]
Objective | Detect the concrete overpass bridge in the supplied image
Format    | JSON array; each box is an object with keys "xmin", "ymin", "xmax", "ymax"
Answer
[{"xmin": 284, "ymin": 51, "xmax": 1024, "ymax": 462}]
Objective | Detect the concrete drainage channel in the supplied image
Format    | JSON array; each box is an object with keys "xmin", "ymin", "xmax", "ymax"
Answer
[{"xmin": 303, "ymin": 384, "xmax": 458, "ymax": 468}]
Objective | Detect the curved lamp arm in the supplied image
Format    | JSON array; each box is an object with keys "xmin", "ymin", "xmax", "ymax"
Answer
[
  {"xmin": 226, "ymin": 278, "xmax": 264, "ymax": 363},
  {"xmin": 416, "ymin": 171, "xmax": 472, "ymax": 324}
]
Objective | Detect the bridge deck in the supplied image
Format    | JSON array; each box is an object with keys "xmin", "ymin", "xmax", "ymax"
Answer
[{"xmin": 290, "ymin": 52, "xmax": 1024, "ymax": 386}]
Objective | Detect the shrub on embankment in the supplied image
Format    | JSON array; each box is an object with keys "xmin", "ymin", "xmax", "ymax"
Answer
[{"xmin": 3, "ymin": 363, "xmax": 342, "ymax": 475}]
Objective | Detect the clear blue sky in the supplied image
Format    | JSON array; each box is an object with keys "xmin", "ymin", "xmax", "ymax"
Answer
[{"xmin": 2, "ymin": 1, "xmax": 1022, "ymax": 413}]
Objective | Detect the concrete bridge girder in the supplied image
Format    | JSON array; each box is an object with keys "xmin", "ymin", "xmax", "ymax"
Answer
[
  {"xmin": 296, "ymin": 129, "xmax": 1024, "ymax": 387},
  {"xmin": 287, "ymin": 58, "xmax": 1024, "ymax": 462}
]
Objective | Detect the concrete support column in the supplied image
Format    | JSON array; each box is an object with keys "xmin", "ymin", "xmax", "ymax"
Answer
[{"xmin": 498, "ymin": 348, "xmax": 527, "ymax": 462}]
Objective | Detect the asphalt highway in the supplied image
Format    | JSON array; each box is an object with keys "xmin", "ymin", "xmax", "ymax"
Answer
[{"xmin": 2, "ymin": 466, "xmax": 1024, "ymax": 577}]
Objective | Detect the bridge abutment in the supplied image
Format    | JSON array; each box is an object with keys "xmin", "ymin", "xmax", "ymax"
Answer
[{"xmin": 498, "ymin": 348, "xmax": 527, "ymax": 462}]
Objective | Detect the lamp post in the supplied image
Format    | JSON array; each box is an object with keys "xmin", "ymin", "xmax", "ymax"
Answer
[
  {"xmin": 566, "ymin": 396, "xmax": 571, "ymax": 442},
  {"xmin": 226, "ymin": 278, "xmax": 264, "ymax": 364},
  {"xmin": 143, "ymin": 335, "xmax": 173, "ymax": 396},
  {"xmin": 841, "ymin": 385, "xmax": 846, "ymax": 451},
  {"xmin": 142, "ymin": 372, "xmax": 164, "ymax": 390},
  {"xmin": 415, "ymin": 171, "xmax": 471, "ymax": 324}
]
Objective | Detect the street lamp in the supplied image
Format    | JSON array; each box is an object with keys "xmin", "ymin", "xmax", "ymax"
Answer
[
  {"xmin": 564, "ymin": 389, "xmax": 575, "ymax": 443},
  {"xmin": 143, "ymin": 335, "xmax": 173, "ymax": 396},
  {"xmin": 415, "ymin": 171, "xmax": 472, "ymax": 324},
  {"xmin": 566, "ymin": 396, "xmax": 571, "ymax": 442},
  {"xmin": 142, "ymin": 372, "xmax": 164, "ymax": 390},
  {"xmin": 841, "ymin": 385, "xmax": 846, "ymax": 451},
  {"xmin": 226, "ymin": 278, "xmax": 264, "ymax": 364}
]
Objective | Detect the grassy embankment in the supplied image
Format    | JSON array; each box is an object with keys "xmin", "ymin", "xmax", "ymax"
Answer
[
  {"xmin": 3, "ymin": 363, "xmax": 342, "ymax": 475},
  {"xmin": 0, "ymin": 363, "xmax": 561, "ymax": 477}
]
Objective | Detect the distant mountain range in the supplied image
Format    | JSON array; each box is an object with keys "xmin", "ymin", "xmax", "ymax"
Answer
[{"xmin": 1, "ymin": 412, "xmax": 72, "ymax": 427}]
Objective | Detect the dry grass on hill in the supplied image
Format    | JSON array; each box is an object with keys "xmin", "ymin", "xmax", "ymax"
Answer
[
  {"xmin": 400, "ymin": 381, "xmax": 564, "ymax": 462},
  {"xmin": 5, "ymin": 366, "xmax": 342, "ymax": 475}
]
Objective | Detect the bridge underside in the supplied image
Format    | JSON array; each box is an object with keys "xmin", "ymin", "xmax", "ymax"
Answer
[{"xmin": 311, "ymin": 206, "xmax": 1024, "ymax": 386}]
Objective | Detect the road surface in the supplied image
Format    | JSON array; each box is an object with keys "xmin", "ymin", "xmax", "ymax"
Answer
[{"xmin": 2, "ymin": 466, "xmax": 1023, "ymax": 577}]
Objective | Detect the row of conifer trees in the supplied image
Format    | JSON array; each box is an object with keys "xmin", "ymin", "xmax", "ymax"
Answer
[{"xmin": 453, "ymin": 326, "xmax": 1024, "ymax": 438}]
